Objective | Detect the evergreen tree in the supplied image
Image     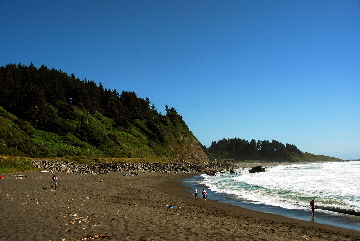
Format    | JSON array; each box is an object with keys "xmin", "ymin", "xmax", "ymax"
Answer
[{"xmin": 0, "ymin": 63, "xmax": 199, "ymax": 159}]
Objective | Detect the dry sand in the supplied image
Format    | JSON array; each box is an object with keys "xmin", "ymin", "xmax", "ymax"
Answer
[{"xmin": 1, "ymin": 170, "xmax": 359, "ymax": 241}]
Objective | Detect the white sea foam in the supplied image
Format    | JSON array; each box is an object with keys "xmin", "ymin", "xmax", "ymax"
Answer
[{"xmin": 201, "ymin": 161, "xmax": 360, "ymax": 215}]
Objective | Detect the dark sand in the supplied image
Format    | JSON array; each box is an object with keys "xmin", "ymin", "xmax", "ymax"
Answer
[{"xmin": 1, "ymin": 171, "xmax": 359, "ymax": 241}]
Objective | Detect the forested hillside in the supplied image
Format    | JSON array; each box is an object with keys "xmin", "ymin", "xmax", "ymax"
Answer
[
  {"xmin": 207, "ymin": 138, "xmax": 342, "ymax": 162},
  {"xmin": 0, "ymin": 63, "xmax": 208, "ymax": 161},
  {"xmin": 207, "ymin": 138, "xmax": 301, "ymax": 161}
]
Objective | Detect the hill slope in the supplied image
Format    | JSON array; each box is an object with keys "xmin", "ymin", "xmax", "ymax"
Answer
[{"xmin": 0, "ymin": 63, "xmax": 209, "ymax": 162}]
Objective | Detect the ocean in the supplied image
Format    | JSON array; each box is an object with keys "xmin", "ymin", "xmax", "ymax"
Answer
[{"xmin": 183, "ymin": 161, "xmax": 360, "ymax": 231}]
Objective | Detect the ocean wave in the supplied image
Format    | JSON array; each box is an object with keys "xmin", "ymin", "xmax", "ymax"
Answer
[{"xmin": 316, "ymin": 205, "xmax": 360, "ymax": 216}]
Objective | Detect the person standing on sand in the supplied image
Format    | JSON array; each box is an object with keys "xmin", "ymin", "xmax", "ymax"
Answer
[
  {"xmin": 309, "ymin": 199, "xmax": 315, "ymax": 217},
  {"xmin": 202, "ymin": 189, "xmax": 207, "ymax": 201},
  {"xmin": 51, "ymin": 175, "xmax": 58, "ymax": 190},
  {"xmin": 194, "ymin": 189, "xmax": 198, "ymax": 198}
]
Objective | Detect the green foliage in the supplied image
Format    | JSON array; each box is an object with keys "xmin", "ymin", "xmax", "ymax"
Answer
[
  {"xmin": 0, "ymin": 64, "xmax": 197, "ymax": 160},
  {"xmin": 208, "ymin": 137, "xmax": 342, "ymax": 162},
  {"xmin": 208, "ymin": 138, "xmax": 300, "ymax": 162},
  {"xmin": 300, "ymin": 152, "xmax": 342, "ymax": 162},
  {"xmin": 0, "ymin": 106, "xmax": 43, "ymax": 156},
  {"xmin": 0, "ymin": 157, "xmax": 38, "ymax": 173}
]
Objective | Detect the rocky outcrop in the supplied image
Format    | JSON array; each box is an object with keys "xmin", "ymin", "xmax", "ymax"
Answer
[
  {"xmin": 32, "ymin": 160, "xmax": 236, "ymax": 175},
  {"xmin": 248, "ymin": 166, "xmax": 265, "ymax": 173},
  {"xmin": 171, "ymin": 136, "xmax": 210, "ymax": 162}
]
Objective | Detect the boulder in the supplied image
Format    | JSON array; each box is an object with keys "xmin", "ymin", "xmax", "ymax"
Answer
[
  {"xmin": 32, "ymin": 160, "xmax": 237, "ymax": 175},
  {"xmin": 249, "ymin": 166, "xmax": 265, "ymax": 173},
  {"xmin": 205, "ymin": 170, "xmax": 217, "ymax": 176}
]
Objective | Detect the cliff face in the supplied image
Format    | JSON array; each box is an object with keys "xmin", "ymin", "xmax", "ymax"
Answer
[
  {"xmin": 169, "ymin": 132, "xmax": 210, "ymax": 162},
  {"xmin": 185, "ymin": 139, "xmax": 210, "ymax": 162}
]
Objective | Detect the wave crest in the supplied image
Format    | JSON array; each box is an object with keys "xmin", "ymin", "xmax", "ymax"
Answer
[{"xmin": 317, "ymin": 206, "xmax": 360, "ymax": 216}]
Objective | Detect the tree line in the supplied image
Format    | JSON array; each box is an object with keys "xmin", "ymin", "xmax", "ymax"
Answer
[
  {"xmin": 207, "ymin": 137, "xmax": 303, "ymax": 161},
  {"xmin": 0, "ymin": 63, "xmax": 185, "ymax": 130},
  {"xmin": 0, "ymin": 63, "xmax": 193, "ymax": 158}
]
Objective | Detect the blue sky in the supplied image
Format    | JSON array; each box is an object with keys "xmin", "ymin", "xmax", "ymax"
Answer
[{"xmin": 1, "ymin": 1, "xmax": 360, "ymax": 159}]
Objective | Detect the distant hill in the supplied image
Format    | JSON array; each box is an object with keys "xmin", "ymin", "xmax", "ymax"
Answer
[
  {"xmin": 206, "ymin": 137, "xmax": 342, "ymax": 162},
  {"xmin": 0, "ymin": 63, "xmax": 209, "ymax": 162}
]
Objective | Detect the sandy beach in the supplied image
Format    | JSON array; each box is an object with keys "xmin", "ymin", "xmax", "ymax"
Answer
[{"xmin": 1, "ymin": 170, "xmax": 360, "ymax": 241}]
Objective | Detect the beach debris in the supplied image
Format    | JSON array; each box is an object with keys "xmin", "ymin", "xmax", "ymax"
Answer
[
  {"xmin": 0, "ymin": 176, "xmax": 3, "ymax": 180},
  {"xmin": 62, "ymin": 213, "xmax": 103, "ymax": 230},
  {"xmin": 123, "ymin": 171, "xmax": 138, "ymax": 176},
  {"xmin": 72, "ymin": 234, "xmax": 112, "ymax": 240},
  {"xmin": 15, "ymin": 175, "xmax": 27, "ymax": 179},
  {"xmin": 167, "ymin": 204, "xmax": 182, "ymax": 209}
]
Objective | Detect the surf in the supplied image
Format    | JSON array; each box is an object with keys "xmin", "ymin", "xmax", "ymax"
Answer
[{"xmin": 183, "ymin": 161, "xmax": 360, "ymax": 231}]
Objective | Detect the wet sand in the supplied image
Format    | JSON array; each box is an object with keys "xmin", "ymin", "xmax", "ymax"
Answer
[{"xmin": 1, "ymin": 171, "xmax": 359, "ymax": 241}]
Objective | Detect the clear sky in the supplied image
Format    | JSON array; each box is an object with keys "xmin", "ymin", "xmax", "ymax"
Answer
[{"xmin": 1, "ymin": 1, "xmax": 360, "ymax": 159}]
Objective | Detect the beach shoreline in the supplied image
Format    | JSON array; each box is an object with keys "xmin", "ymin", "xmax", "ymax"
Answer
[
  {"xmin": 183, "ymin": 162, "xmax": 360, "ymax": 232},
  {"xmin": 1, "ymin": 169, "xmax": 359, "ymax": 240}
]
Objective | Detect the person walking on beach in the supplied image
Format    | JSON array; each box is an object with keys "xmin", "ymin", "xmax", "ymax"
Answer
[
  {"xmin": 309, "ymin": 199, "xmax": 315, "ymax": 217},
  {"xmin": 51, "ymin": 175, "xmax": 58, "ymax": 191},
  {"xmin": 194, "ymin": 189, "xmax": 198, "ymax": 198},
  {"xmin": 202, "ymin": 189, "xmax": 207, "ymax": 201}
]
